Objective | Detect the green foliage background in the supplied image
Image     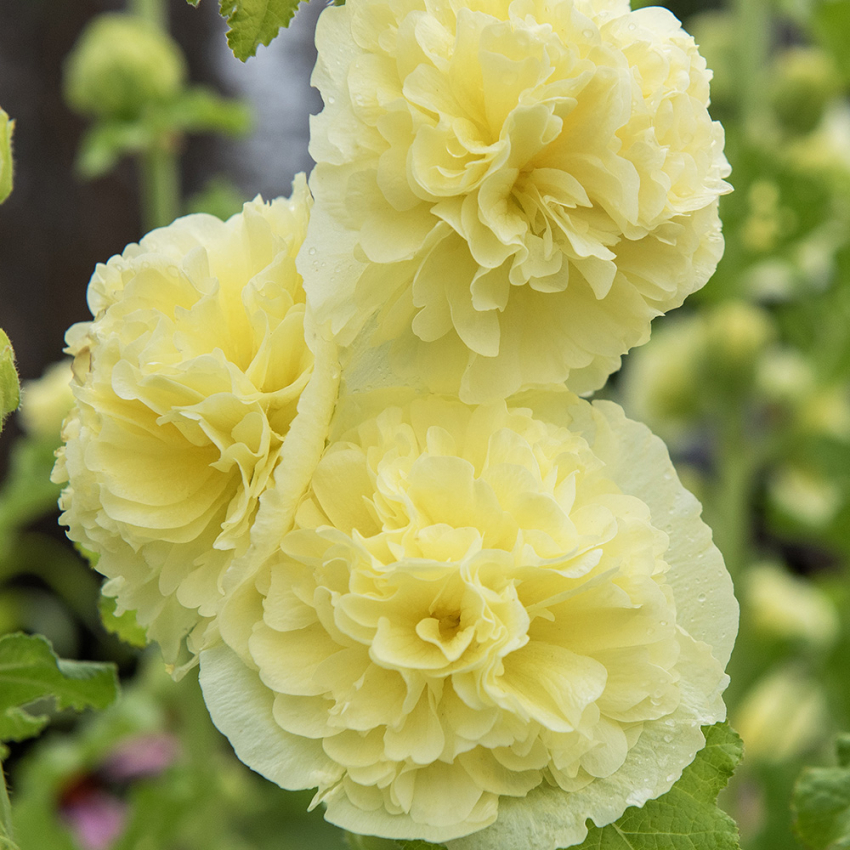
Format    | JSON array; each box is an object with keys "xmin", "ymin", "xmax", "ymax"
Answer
[{"xmin": 2, "ymin": 0, "xmax": 850, "ymax": 848}]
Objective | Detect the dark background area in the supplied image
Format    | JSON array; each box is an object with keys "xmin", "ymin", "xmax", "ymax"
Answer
[{"xmin": 0, "ymin": 0, "xmax": 322, "ymax": 402}]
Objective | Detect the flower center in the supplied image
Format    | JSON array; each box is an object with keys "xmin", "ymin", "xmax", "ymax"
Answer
[{"xmin": 436, "ymin": 609, "xmax": 462, "ymax": 638}]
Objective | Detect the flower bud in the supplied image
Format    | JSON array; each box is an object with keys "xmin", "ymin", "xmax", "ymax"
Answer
[
  {"xmin": 64, "ymin": 14, "xmax": 186, "ymax": 120},
  {"xmin": 798, "ymin": 384, "xmax": 850, "ymax": 441},
  {"xmin": 770, "ymin": 47, "xmax": 841, "ymax": 136},
  {"xmin": 0, "ymin": 328, "xmax": 20, "ymax": 426},
  {"xmin": 755, "ymin": 347, "xmax": 815, "ymax": 408},
  {"xmin": 746, "ymin": 562, "xmax": 839, "ymax": 647},
  {"xmin": 623, "ymin": 301, "xmax": 775, "ymax": 440},
  {"xmin": 769, "ymin": 465, "xmax": 842, "ymax": 528},
  {"xmin": 735, "ymin": 667, "xmax": 829, "ymax": 763},
  {"xmin": 0, "ymin": 106, "xmax": 13, "ymax": 203},
  {"xmin": 621, "ymin": 317, "xmax": 704, "ymax": 444},
  {"xmin": 702, "ymin": 300, "xmax": 775, "ymax": 393},
  {"xmin": 19, "ymin": 360, "xmax": 75, "ymax": 441}
]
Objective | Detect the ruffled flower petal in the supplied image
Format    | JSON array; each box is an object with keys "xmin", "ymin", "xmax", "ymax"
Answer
[
  {"xmin": 54, "ymin": 178, "xmax": 340, "ymax": 671},
  {"xmin": 300, "ymin": 0, "xmax": 731, "ymax": 402},
  {"xmin": 199, "ymin": 393, "xmax": 736, "ymax": 846}
]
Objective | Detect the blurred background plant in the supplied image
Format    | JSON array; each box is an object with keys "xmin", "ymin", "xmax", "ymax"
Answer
[
  {"xmin": 614, "ymin": 0, "xmax": 850, "ymax": 843},
  {"xmin": 2, "ymin": 0, "xmax": 850, "ymax": 847}
]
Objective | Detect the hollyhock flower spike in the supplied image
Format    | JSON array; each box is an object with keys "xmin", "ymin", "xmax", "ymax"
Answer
[
  {"xmin": 54, "ymin": 177, "xmax": 340, "ymax": 672},
  {"xmin": 299, "ymin": 0, "xmax": 732, "ymax": 403},
  {"xmin": 200, "ymin": 389, "xmax": 738, "ymax": 848}
]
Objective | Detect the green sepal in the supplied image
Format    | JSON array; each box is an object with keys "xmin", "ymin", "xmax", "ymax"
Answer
[{"xmin": 98, "ymin": 595, "xmax": 149, "ymax": 650}]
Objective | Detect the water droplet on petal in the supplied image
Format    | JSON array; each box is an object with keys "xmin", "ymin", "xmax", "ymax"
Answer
[
  {"xmin": 308, "ymin": 247, "xmax": 317, "ymax": 256},
  {"xmin": 697, "ymin": 593, "xmax": 706, "ymax": 603}
]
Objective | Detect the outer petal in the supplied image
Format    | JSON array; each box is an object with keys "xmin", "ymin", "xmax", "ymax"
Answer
[{"xmin": 199, "ymin": 642, "xmax": 342, "ymax": 789}]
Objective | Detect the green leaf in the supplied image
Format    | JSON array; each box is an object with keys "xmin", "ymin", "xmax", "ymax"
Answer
[
  {"xmin": 0, "ymin": 708, "xmax": 50, "ymax": 753},
  {"xmin": 793, "ymin": 733, "xmax": 850, "ymax": 849},
  {"xmin": 76, "ymin": 120, "xmax": 153, "ymax": 179},
  {"xmin": 76, "ymin": 91, "xmax": 249, "ymax": 180},
  {"xmin": 98, "ymin": 595, "xmax": 148, "ymax": 650},
  {"xmin": 219, "ymin": 0, "xmax": 305, "ymax": 61},
  {"xmin": 346, "ymin": 836, "xmax": 445, "ymax": 850},
  {"xmin": 0, "ymin": 109, "xmax": 13, "ymax": 204},
  {"xmin": 812, "ymin": 0, "xmax": 850, "ymax": 85},
  {"xmin": 165, "ymin": 87, "xmax": 252, "ymax": 136},
  {"xmin": 0, "ymin": 633, "xmax": 119, "ymax": 748},
  {"xmin": 572, "ymin": 723, "xmax": 743, "ymax": 850},
  {"xmin": 0, "ymin": 330, "xmax": 19, "ymax": 430},
  {"xmin": 1, "ymin": 774, "xmax": 17, "ymax": 850},
  {"xmin": 0, "ymin": 438, "xmax": 63, "ymax": 557}
]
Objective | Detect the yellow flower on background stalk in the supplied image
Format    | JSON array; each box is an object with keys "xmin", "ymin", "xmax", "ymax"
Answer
[
  {"xmin": 200, "ymin": 390, "xmax": 737, "ymax": 848},
  {"xmin": 300, "ymin": 0, "xmax": 731, "ymax": 403},
  {"xmin": 19, "ymin": 360, "xmax": 75, "ymax": 440},
  {"xmin": 54, "ymin": 178, "xmax": 340, "ymax": 672}
]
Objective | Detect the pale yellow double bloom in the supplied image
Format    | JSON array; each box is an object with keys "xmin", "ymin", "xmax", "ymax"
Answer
[{"xmin": 56, "ymin": 0, "xmax": 737, "ymax": 846}]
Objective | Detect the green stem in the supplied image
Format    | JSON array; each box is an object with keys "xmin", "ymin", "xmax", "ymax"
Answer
[
  {"xmin": 346, "ymin": 836, "xmax": 402, "ymax": 850},
  {"xmin": 129, "ymin": 0, "xmax": 167, "ymax": 29},
  {"xmin": 708, "ymin": 402, "xmax": 763, "ymax": 579},
  {"xmin": 345, "ymin": 835, "xmax": 445, "ymax": 850},
  {"xmin": 0, "ymin": 765, "xmax": 16, "ymax": 848},
  {"xmin": 734, "ymin": 0, "xmax": 772, "ymax": 141},
  {"xmin": 129, "ymin": 0, "xmax": 181, "ymax": 231},
  {"xmin": 140, "ymin": 138, "xmax": 180, "ymax": 231}
]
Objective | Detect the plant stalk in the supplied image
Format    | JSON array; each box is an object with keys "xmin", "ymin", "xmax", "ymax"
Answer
[
  {"xmin": 129, "ymin": 0, "xmax": 167, "ymax": 29},
  {"xmin": 0, "ymin": 766, "xmax": 15, "ymax": 848},
  {"xmin": 734, "ymin": 0, "xmax": 772, "ymax": 140},
  {"xmin": 129, "ymin": 0, "xmax": 181, "ymax": 231},
  {"xmin": 141, "ymin": 138, "xmax": 181, "ymax": 231}
]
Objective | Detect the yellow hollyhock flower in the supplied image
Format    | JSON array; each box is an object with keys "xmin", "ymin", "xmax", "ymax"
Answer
[
  {"xmin": 300, "ymin": 0, "xmax": 731, "ymax": 403},
  {"xmin": 200, "ymin": 391, "xmax": 736, "ymax": 847},
  {"xmin": 54, "ymin": 178, "xmax": 340, "ymax": 671}
]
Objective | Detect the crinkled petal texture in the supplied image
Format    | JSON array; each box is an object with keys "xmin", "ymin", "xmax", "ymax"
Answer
[
  {"xmin": 53, "ymin": 179, "xmax": 340, "ymax": 672},
  {"xmin": 299, "ymin": 0, "xmax": 731, "ymax": 403},
  {"xmin": 199, "ymin": 392, "xmax": 737, "ymax": 848}
]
